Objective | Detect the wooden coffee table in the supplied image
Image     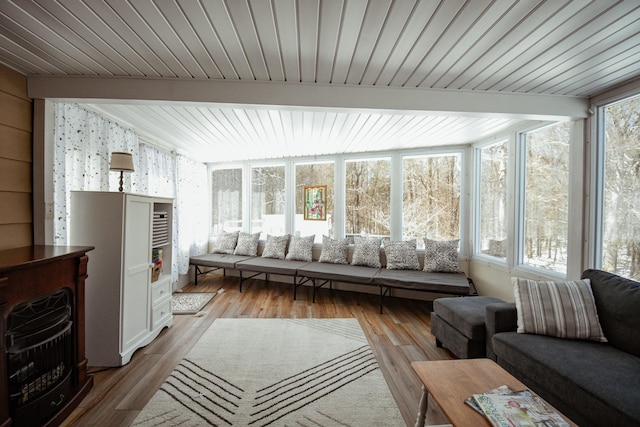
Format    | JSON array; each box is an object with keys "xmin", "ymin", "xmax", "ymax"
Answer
[{"xmin": 411, "ymin": 359, "xmax": 576, "ymax": 427}]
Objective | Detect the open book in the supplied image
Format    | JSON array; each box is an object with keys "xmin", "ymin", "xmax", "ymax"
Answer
[{"xmin": 466, "ymin": 385, "xmax": 570, "ymax": 427}]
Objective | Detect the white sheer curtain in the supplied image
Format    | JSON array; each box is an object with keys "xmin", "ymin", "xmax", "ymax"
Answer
[
  {"xmin": 175, "ymin": 155, "xmax": 209, "ymax": 275},
  {"xmin": 53, "ymin": 103, "xmax": 138, "ymax": 244},
  {"xmin": 53, "ymin": 103, "xmax": 209, "ymax": 284},
  {"xmin": 137, "ymin": 142, "xmax": 175, "ymax": 198}
]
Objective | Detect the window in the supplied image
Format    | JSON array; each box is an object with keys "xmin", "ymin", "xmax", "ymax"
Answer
[
  {"xmin": 520, "ymin": 122, "xmax": 571, "ymax": 274},
  {"xmin": 345, "ymin": 158, "xmax": 390, "ymax": 239},
  {"xmin": 211, "ymin": 168, "xmax": 242, "ymax": 234},
  {"xmin": 251, "ymin": 165, "xmax": 285, "ymax": 239},
  {"xmin": 403, "ymin": 154, "xmax": 461, "ymax": 248},
  {"xmin": 477, "ymin": 141, "xmax": 508, "ymax": 258},
  {"xmin": 295, "ymin": 162, "xmax": 334, "ymax": 243},
  {"xmin": 600, "ymin": 94, "xmax": 640, "ymax": 280}
]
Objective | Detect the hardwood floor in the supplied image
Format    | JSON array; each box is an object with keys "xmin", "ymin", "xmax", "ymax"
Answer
[{"xmin": 62, "ymin": 274, "xmax": 454, "ymax": 426}]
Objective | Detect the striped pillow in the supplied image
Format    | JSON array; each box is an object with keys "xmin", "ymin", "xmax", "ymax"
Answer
[{"xmin": 512, "ymin": 278, "xmax": 607, "ymax": 342}]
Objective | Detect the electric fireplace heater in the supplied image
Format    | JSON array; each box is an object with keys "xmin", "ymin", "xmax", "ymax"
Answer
[{"xmin": 5, "ymin": 288, "xmax": 74, "ymax": 426}]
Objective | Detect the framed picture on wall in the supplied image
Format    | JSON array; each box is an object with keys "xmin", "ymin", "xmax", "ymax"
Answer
[{"xmin": 304, "ymin": 185, "xmax": 327, "ymax": 221}]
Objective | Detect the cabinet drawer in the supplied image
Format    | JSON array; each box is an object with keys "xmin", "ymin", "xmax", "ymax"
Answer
[
  {"xmin": 151, "ymin": 298, "xmax": 172, "ymax": 330},
  {"xmin": 151, "ymin": 276, "xmax": 171, "ymax": 305}
]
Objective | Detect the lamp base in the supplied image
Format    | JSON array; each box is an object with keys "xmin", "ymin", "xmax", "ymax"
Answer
[{"xmin": 118, "ymin": 171, "xmax": 124, "ymax": 192}]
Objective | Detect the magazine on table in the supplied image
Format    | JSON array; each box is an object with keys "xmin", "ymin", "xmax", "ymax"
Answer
[{"xmin": 467, "ymin": 385, "xmax": 570, "ymax": 427}]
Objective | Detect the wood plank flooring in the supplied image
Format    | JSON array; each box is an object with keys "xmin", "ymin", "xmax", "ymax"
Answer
[{"xmin": 62, "ymin": 274, "xmax": 454, "ymax": 426}]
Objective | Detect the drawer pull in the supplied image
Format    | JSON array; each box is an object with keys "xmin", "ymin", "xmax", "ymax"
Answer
[{"xmin": 51, "ymin": 393, "xmax": 65, "ymax": 407}]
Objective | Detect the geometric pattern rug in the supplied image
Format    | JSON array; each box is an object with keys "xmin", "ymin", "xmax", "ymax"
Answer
[
  {"xmin": 131, "ymin": 318, "xmax": 405, "ymax": 426},
  {"xmin": 171, "ymin": 292, "xmax": 216, "ymax": 315}
]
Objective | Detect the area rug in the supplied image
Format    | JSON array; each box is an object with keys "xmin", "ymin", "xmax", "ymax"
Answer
[
  {"xmin": 171, "ymin": 292, "xmax": 216, "ymax": 314},
  {"xmin": 132, "ymin": 318, "xmax": 405, "ymax": 426}
]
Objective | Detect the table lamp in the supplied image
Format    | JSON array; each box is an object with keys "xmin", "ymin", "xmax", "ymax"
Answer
[{"xmin": 109, "ymin": 152, "xmax": 135, "ymax": 192}]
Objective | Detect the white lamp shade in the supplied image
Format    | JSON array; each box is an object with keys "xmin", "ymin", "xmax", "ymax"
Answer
[{"xmin": 109, "ymin": 152, "xmax": 135, "ymax": 172}]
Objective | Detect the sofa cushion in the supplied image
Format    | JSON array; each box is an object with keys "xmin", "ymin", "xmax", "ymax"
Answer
[
  {"xmin": 512, "ymin": 277, "xmax": 606, "ymax": 342},
  {"xmin": 582, "ymin": 269, "xmax": 640, "ymax": 357},
  {"xmin": 423, "ymin": 238, "xmax": 460, "ymax": 272},
  {"xmin": 211, "ymin": 230, "xmax": 239, "ymax": 254},
  {"xmin": 318, "ymin": 235, "xmax": 349, "ymax": 264},
  {"xmin": 261, "ymin": 234, "xmax": 290, "ymax": 260},
  {"xmin": 351, "ymin": 236, "xmax": 382, "ymax": 268},
  {"xmin": 493, "ymin": 332, "xmax": 640, "ymax": 427},
  {"xmin": 233, "ymin": 232, "xmax": 260, "ymax": 256},
  {"xmin": 383, "ymin": 239, "xmax": 420, "ymax": 270},
  {"xmin": 285, "ymin": 234, "xmax": 314, "ymax": 262}
]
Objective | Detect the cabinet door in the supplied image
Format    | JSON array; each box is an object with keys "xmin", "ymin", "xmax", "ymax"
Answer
[{"xmin": 121, "ymin": 196, "xmax": 153, "ymax": 351}]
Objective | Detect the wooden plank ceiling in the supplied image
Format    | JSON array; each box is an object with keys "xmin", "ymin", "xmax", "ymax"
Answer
[{"xmin": 1, "ymin": 0, "xmax": 638, "ymax": 162}]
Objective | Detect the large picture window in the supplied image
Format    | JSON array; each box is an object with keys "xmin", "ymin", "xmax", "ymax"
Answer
[
  {"xmin": 600, "ymin": 93, "xmax": 640, "ymax": 280},
  {"xmin": 403, "ymin": 154, "xmax": 461, "ymax": 248},
  {"xmin": 345, "ymin": 158, "xmax": 390, "ymax": 239},
  {"xmin": 295, "ymin": 162, "xmax": 334, "ymax": 243},
  {"xmin": 520, "ymin": 122, "xmax": 571, "ymax": 274},
  {"xmin": 477, "ymin": 141, "xmax": 508, "ymax": 258},
  {"xmin": 211, "ymin": 168, "xmax": 242, "ymax": 234},
  {"xmin": 251, "ymin": 165, "xmax": 285, "ymax": 239}
]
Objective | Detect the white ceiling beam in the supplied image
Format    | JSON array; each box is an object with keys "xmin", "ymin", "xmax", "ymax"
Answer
[{"xmin": 27, "ymin": 75, "xmax": 588, "ymax": 120}]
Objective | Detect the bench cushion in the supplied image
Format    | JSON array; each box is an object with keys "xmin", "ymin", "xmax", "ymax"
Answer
[
  {"xmin": 235, "ymin": 257, "xmax": 311, "ymax": 275},
  {"xmin": 298, "ymin": 262, "xmax": 379, "ymax": 285},
  {"xmin": 189, "ymin": 253, "xmax": 256, "ymax": 269},
  {"xmin": 373, "ymin": 269, "xmax": 469, "ymax": 294}
]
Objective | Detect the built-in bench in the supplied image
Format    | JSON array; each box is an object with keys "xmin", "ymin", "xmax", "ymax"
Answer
[{"xmin": 189, "ymin": 242, "xmax": 473, "ymax": 313}]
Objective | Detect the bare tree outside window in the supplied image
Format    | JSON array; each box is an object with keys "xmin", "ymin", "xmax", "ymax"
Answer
[
  {"xmin": 522, "ymin": 122, "xmax": 570, "ymax": 273},
  {"xmin": 345, "ymin": 159, "xmax": 390, "ymax": 239},
  {"xmin": 403, "ymin": 154, "xmax": 461, "ymax": 248},
  {"xmin": 251, "ymin": 165, "xmax": 285, "ymax": 239},
  {"xmin": 478, "ymin": 142, "xmax": 508, "ymax": 258},
  {"xmin": 602, "ymin": 94, "xmax": 640, "ymax": 280},
  {"xmin": 211, "ymin": 168, "xmax": 242, "ymax": 235}
]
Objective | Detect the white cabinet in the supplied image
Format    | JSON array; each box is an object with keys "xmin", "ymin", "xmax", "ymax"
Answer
[{"xmin": 70, "ymin": 191, "xmax": 173, "ymax": 367}]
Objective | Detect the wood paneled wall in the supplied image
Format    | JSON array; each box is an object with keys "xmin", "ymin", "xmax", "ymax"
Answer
[{"xmin": 0, "ymin": 65, "xmax": 32, "ymax": 250}]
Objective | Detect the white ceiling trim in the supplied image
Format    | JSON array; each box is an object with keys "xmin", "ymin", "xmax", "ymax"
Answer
[{"xmin": 29, "ymin": 75, "xmax": 588, "ymax": 120}]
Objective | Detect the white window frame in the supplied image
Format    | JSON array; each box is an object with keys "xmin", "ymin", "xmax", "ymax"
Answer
[
  {"xmin": 589, "ymin": 88, "xmax": 640, "ymax": 277},
  {"xmin": 472, "ymin": 138, "xmax": 510, "ymax": 263}
]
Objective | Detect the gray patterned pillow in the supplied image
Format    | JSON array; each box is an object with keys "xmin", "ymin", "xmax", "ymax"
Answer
[
  {"xmin": 234, "ymin": 232, "xmax": 260, "ymax": 256},
  {"xmin": 384, "ymin": 239, "xmax": 420, "ymax": 270},
  {"xmin": 211, "ymin": 231, "xmax": 239, "ymax": 254},
  {"xmin": 285, "ymin": 235, "xmax": 315, "ymax": 262},
  {"xmin": 261, "ymin": 234, "xmax": 290, "ymax": 259},
  {"xmin": 351, "ymin": 236, "xmax": 382, "ymax": 268},
  {"xmin": 423, "ymin": 238, "xmax": 460, "ymax": 272},
  {"xmin": 318, "ymin": 235, "xmax": 349, "ymax": 264}
]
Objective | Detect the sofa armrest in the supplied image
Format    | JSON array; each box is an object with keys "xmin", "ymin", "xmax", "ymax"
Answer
[{"xmin": 485, "ymin": 302, "xmax": 517, "ymax": 361}]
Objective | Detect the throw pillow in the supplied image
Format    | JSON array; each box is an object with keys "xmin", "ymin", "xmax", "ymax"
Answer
[
  {"xmin": 261, "ymin": 234, "xmax": 290, "ymax": 260},
  {"xmin": 233, "ymin": 232, "xmax": 260, "ymax": 256},
  {"xmin": 512, "ymin": 277, "xmax": 607, "ymax": 342},
  {"xmin": 318, "ymin": 235, "xmax": 349, "ymax": 264},
  {"xmin": 285, "ymin": 235, "xmax": 315, "ymax": 262},
  {"xmin": 351, "ymin": 236, "xmax": 382, "ymax": 268},
  {"xmin": 423, "ymin": 238, "xmax": 460, "ymax": 273},
  {"xmin": 211, "ymin": 230, "xmax": 239, "ymax": 254},
  {"xmin": 384, "ymin": 239, "xmax": 420, "ymax": 270}
]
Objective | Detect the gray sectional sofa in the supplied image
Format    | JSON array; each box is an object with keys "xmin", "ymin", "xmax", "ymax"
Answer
[
  {"xmin": 486, "ymin": 269, "xmax": 640, "ymax": 427},
  {"xmin": 190, "ymin": 243, "xmax": 472, "ymax": 313}
]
